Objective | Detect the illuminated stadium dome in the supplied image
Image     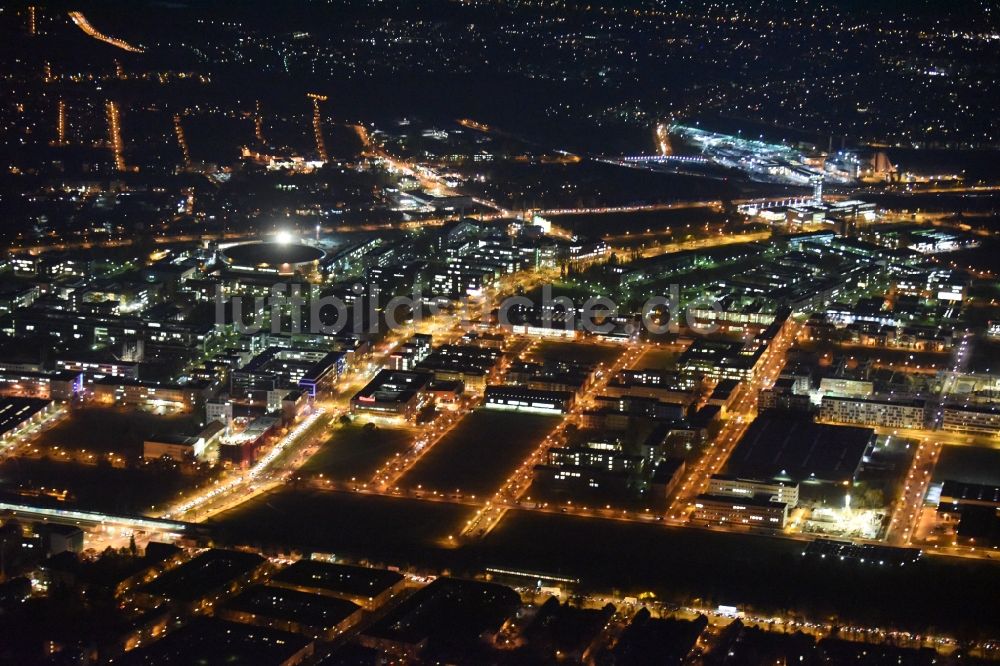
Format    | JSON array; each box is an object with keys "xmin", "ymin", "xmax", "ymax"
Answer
[{"xmin": 220, "ymin": 241, "xmax": 325, "ymax": 275}]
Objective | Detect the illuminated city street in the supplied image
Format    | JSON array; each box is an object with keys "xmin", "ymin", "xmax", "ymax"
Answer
[{"xmin": 1, "ymin": 3, "xmax": 1000, "ymax": 662}]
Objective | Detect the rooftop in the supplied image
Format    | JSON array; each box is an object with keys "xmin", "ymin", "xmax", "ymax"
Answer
[
  {"xmin": 139, "ymin": 549, "xmax": 264, "ymax": 602},
  {"xmin": 271, "ymin": 560, "xmax": 404, "ymax": 599},
  {"xmin": 363, "ymin": 577, "xmax": 519, "ymax": 649},
  {"xmin": 352, "ymin": 369, "xmax": 433, "ymax": 405},
  {"xmin": 223, "ymin": 585, "xmax": 361, "ymax": 630},
  {"xmin": 220, "ymin": 241, "xmax": 325, "ymax": 268},
  {"xmin": 120, "ymin": 617, "xmax": 311, "ymax": 665},
  {"xmin": 0, "ymin": 397, "xmax": 52, "ymax": 434},
  {"xmin": 724, "ymin": 415, "xmax": 873, "ymax": 484}
]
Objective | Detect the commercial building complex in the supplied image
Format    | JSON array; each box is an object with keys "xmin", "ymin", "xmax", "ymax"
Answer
[
  {"xmin": 691, "ymin": 494, "xmax": 789, "ymax": 529},
  {"xmin": 0, "ymin": 369, "xmax": 83, "ymax": 401},
  {"xmin": 350, "ymin": 370, "xmax": 433, "ymax": 421},
  {"xmin": 707, "ymin": 474, "xmax": 800, "ymax": 508}
]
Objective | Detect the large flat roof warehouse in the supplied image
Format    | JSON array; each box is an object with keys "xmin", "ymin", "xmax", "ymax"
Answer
[
  {"xmin": 724, "ymin": 415, "xmax": 874, "ymax": 485},
  {"xmin": 932, "ymin": 446, "xmax": 1000, "ymax": 487},
  {"xmin": 0, "ymin": 396, "xmax": 53, "ymax": 437},
  {"xmin": 938, "ymin": 480, "xmax": 1000, "ymax": 508}
]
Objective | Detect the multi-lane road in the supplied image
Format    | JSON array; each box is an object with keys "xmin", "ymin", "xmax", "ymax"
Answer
[
  {"xmin": 667, "ymin": 320, "xmax": 800, "ymax": 522},
  {"xmin": 886, "ymin": 437, "xmax": 941, "ymax": 546},
  {"xmin": 460, "ymin": 341, "xmax": 647, "ymax": 539}
]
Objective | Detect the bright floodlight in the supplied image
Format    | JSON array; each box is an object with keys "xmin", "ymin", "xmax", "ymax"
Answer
[{"xmin": 275, "ymin": 230, "xmax": 295, "ymax": 245}]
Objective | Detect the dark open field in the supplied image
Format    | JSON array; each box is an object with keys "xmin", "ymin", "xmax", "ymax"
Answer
[
  {"xmin": 553, "ymin": 206, "xmax": 731, "ymax": 238},
  {"xmin": 632, "ymin": 346, "xmax": 680, "ymax": 370},
  {"xmin": 399, "ymin": 409, "xmax": 559, "ymax": 497},
  {"xmin": 476, "ymin": 511, "xmax": 1000, "ymax": 637},
  {"xmin": 530, "ymin": 340, "xmax": 624, "ymax": 368},
  {"xmin": 300, "ymin": 422, "xmax": 414, "ymax": 482},
  {"xmin": 0, "ymin": 457, "xmax": 214, "ymax": 516},
  {"xmin": 210, "ymin": 488, "xmax": 471, "ymax": 558},
  {"xmin": 211, "ymin": 497, "xmax": 1000, "ymax": 639},
  {"xmin": 32, "ymin": 407, "xmax": 203, "ymax": 457},
  {"xmin": 522, "ymin": 480, "xmax": 670, "ymax": 514}
]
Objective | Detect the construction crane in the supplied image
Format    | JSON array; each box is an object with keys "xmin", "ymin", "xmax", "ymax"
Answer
[
  {"xmin": 173, "ymin": 114, "xmax": 191, "ymax": 168},
  {"xmin": 105, "ymin": 101, "xmax": 126, "ymax": 172},
  {"xmin": 254, "ymin": 100, "xmax": 266, "ymax": 145},
  {"xmin": 55, "ymin": 99, "xmax": 66, "ymax": 146},
  {"xmin": 307, "ymin": 93, "xmax": 328, "ymax": 162}
]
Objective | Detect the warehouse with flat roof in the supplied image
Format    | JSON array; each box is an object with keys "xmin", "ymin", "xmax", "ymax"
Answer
[{"xmin": 724, "ymin": 415, "xmax": 873, "ymax": 485}]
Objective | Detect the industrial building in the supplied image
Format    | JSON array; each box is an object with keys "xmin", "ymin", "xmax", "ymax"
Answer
[
  {"xmin": 483, "ymin": 385, "xmax": 575, "ymax": 414},
  {"xmin": 220, "ymin": 416, "xmax": 280, "ymax": 467},
  {"xmin": 387, "ymin": 334, "xmax": 433, "ymax": 371},
  {"xmin": 506, "ymin": 359, "xmax": 596, "ymax": 395},
  {"xmin": 415, "ymin": 344, "xmax": 500, "ymax": 392},
  {"xmin": 724, "ymin": 415, "xmax": 874, "ymax": 485},
  {"xmin": 143, "ymin": 421, "xmax": 226, "ymax": 465},
  {"xmin": 604, "ymin": 368, "xmax": 700, "ymax": 404},
  {"xmin": 0, "ymin": 397, "xmax": 59, "ymax": 443},
  {"xmin": 649, "ymin": 457, "xmax": 687, "ymax": 498},
  {"xmin": 534, "ymin": 441, "xmax": 644, "ymax": 495},
  {"xmin": 934, "ymin": 480, "xmax": 1000, "ymax": 546},
  {"xmin": 677, "ymin": 338, "xmax": 764, "ymax": 381}
]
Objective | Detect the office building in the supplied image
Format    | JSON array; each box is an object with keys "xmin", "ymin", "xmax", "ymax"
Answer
[
  {"xmin": 941, "ymin": 403, "xmax": 1000, "ymax": 437},
  {"xmin": 350, "ymin": 370, "xmax": 432, "ymax": 421},
  {"xmin": 691, "ymin": 494, "xmax": 789, "ymax": 529},
  {"xmin": 708, "ymin": 474, "xmax": 800, "ymax": 508}
]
